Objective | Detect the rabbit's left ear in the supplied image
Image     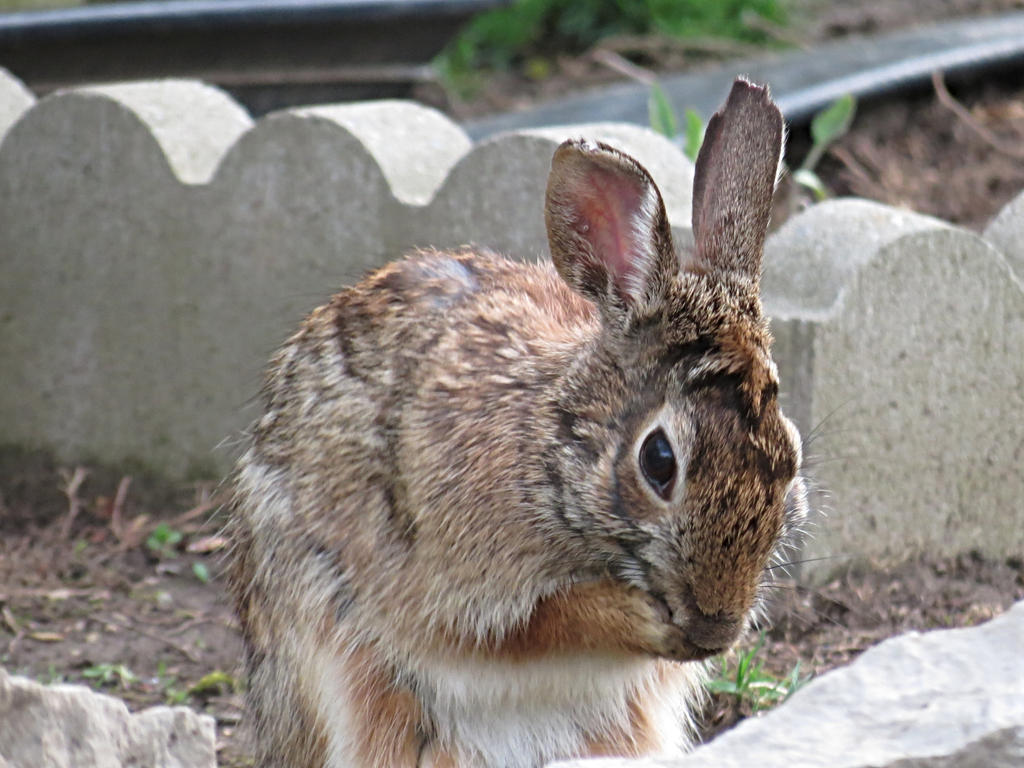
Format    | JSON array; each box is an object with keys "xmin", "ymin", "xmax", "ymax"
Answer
[
  {"xmin": 690, "ymin": 78, "xmax": 784, "ymax": 281},
  {"xmin": 545, "ymin": 139, "xmax": 678, "ymax": 321}
]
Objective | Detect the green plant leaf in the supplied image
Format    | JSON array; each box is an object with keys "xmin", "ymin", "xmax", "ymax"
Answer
[
  {"xmin": 648, "ymin": 82, "xmax": 678, "ymax": 139},
  {"xmin": 706, "ymin": 678, "xmax": 740, "ymax": 694},
  {"xmin": 146, "ymin": 523, "xmax": 183, "ymax": 557},
  {"xmin": 83, "ymin": 663, "xmax": 138, "ymax": 689},
  {"xmin": 192, "ymin": 562, "xmax": 210, "ymax": 584},
  {"xmin": 793, "ymin": 168, "xmax": 829, "ymax": 202},
  {"xmin": 189, "ymin": 670, "xmax": 239, "ymax": 696},
  {"xmin": 707, "ymin": 632, "xmax": 810, "ymax": 714},
  {"xmin": 810, "ymin": 94, "xmax": 856, "ymax": 148},
  {"xmin": 683, "ymin": 109, "xmax": 705, "ymax": 162}
]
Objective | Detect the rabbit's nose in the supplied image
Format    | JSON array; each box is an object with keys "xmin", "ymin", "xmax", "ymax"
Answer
[
  {"xmin": 684, "ymin": 609, "xmax": 743, "ymax": 652},
  {"xmin": 667, "ymin": 588, "xmax": 745, "ymax": 653}
]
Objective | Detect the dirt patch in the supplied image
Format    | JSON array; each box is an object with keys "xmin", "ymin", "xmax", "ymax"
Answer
[
  {"xmin": 804, "ymin": 0, "xmax": 1024, "ymax": 39},
  {"xmin": 0, "ymin": 468, "xmax": 249, "ymax": 766},
  {"xmin": 809, "ymin": 76, "xmax": 1024, "ymax": 230}
]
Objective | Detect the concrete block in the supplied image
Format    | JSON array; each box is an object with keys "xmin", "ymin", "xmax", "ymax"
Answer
[
  {"xmin": 0, "ymin": 68, "xmax": 33, "ymax": 142},
  {"xmin": 1, "ymin": 84, "xmax": 224, "ymax": 478},
  {"xmin": 291, "ymin": 100, "xmax": 472, "ymax": 206},
  {"xmin": 410, "ymin": 124, "xmax": 693, "ymax": 263},
  {"xmin": 76, "ymin": 79, "xmax": 253, "ymax": 184},
  {"xmin": 0, "ymin": 80, "xmax": 694, "ymax": 478},
  {"xmin": 983, "ymin": 189, "xmax": 1024, "ymax": 282},
  {"xmin": 552, "ymin": 600, "xmax": 1024, "ymax": 768},
  {"xmin": 762, "ymin": 198, "xmax": 1024, "ymax": 574}
]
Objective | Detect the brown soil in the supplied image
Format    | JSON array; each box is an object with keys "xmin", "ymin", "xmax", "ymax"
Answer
[
  {"xmin": 810, "ymin": 77, "xmax": 1024, "ymax": 230},
  {"xmin": 0, "ymin": 459, "xmax": 249, "ymax": 766}
]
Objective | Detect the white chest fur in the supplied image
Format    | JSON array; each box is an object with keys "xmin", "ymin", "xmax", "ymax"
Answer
[{"xmin": 415, "ymin": 653, "xmax": 697, "ymax": 768}]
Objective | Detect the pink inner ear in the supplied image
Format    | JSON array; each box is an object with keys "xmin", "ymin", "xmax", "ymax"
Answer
[{"xmin": 571, "ymin": 164, "xmax": 647, "ymax": 299}]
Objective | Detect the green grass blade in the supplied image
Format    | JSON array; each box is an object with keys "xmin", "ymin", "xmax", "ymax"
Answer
[
  {"xmin": 811, "ymin": 93, "xmax": 856, "ymax": 147},
  {"xmin": 683, "ymin": 108, "xmax": 705, "ymax": 162},
  {"xmin": 648, "ymin": 82, "xmax": 678, "ymax": 139}
]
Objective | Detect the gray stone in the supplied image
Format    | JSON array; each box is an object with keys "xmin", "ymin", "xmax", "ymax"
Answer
[
  {"xmin": 762, "ymin": 198, "xmax": 1024, "ymax": 576},
  {"xmin": 0, "ymin": 668, "xmax": 216, "ymax": 768},
  {"xmin": 551, "ymin": 600, "xmax": 1024, "ymax": 768}
]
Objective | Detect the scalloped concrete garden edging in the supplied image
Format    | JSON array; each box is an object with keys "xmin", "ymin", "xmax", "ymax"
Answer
[
  {"xmin": 763, "ymin": 200, "xmax": 1024, "ymax": 573},
  {"xmin": 1, "ymin": 68, "xmax": 1021, "ymax": 576}
]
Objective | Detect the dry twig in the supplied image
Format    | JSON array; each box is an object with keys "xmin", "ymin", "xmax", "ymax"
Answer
[
  {"xmin": 590, "ymin": 48, "xmax": 655, "ymax": 85},
  {"xmin": 58, "ymin": 467, "xmax": 89, "ymax": 540},
  {"xmin": 170, "ymin": 497, "xmax": 219, "ymax": 529},
  {"xmin": 830, "ymin": 145, "xmax": 893, "ymax": 202},
  {"xmin": 166, "ymin": 616, "xmax": 217, "ymax": 637},
  {"xmin": 99, "ymin": 615, "xmax": 200, "ymax": 663},
  {"xmin": 2, "ymin": 605, "xmax": 24, "ymax": 656},
  {"xmin": 1, "ymin": 605, "xmax": 19, "ymax": 635},
  {"xmin": 109, "ymin": 476, "xmax": 132, "ymax": 539},
  {"xmin": 932, "ymin": 70, "xmax": 1024, "ymax": 159}
]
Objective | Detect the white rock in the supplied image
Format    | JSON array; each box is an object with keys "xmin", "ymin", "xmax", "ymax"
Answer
[
  {"xmin": 551, "ymin": 600, "xmax": 1024, "ymax": 768},
  {"xmin": 0, "ymin": 668, "xmax": 216, "ymax": 768}
]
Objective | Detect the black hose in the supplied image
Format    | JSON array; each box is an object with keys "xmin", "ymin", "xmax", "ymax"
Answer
[{"xmin": 0, "ymin": 0, "xmax": 505, "ymax": 38}]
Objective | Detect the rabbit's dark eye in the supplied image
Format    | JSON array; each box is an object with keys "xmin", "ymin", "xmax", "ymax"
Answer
[{"xmin": 640, "ymin": 428, "xmax": 676, "ymax": 500}]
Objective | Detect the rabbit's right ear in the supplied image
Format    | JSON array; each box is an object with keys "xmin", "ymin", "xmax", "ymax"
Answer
[
  {"xmin": 545, "ymin": 139, "xmax": 678, "ymax": 324},
  {"xmin": 690, "ymin": 78, "xmax": 784, "ymax": 281}
]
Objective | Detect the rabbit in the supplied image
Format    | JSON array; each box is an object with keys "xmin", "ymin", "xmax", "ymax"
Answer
[{"xmin": 226, "ymin": 77, "xmax": 807, "ymax": 768}]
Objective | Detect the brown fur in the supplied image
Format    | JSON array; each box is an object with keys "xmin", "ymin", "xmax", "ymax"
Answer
[
  {"xmin": 484, "ymin": 581, "xmax": 681, "ymax": 659},
  {"xmin": 226, "ymin": 78, "xmax": 807, "ymax": 767},
  {"xmin": 343, "ymin": 645, "xmax": 425, "ymax": 766}
]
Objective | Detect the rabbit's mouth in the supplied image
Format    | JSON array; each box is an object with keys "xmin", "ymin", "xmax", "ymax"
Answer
[
  {"xmin": 652, "ymin": 590, "xmax": 746, "ymax": 662},
  {"xmin": 658, "ymin": 628, "xmax": 732, "ymax": 663},
  {"xmin": 676, "ymin": 643, "xmax": 724, "ymax": 663}
]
